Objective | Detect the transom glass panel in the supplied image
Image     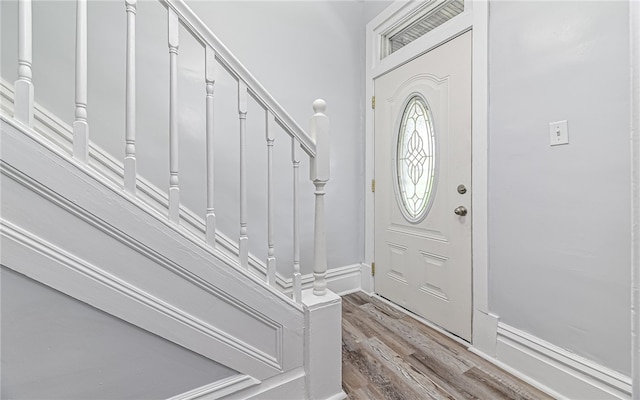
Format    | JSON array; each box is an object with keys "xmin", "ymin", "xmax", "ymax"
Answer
[{"xmin": 395, "ymin": 95, "xmax": 436, "ymax": 222}]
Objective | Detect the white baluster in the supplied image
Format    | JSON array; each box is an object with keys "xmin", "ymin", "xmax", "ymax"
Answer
[
  {"xmin": 73, "ymin": 0, "xmax": 89, "ymax": 163},
  {"xmin": 292, "ymin": 138, "xmax": 302, "ymax": 304},
  {"xmin": 14, "ymin": 0, "xmax": 34, "ymax": 127},
  {"xmin": 205, "ymin": 46, "xmax": 216, "ymax": 247},
  {"xmin": 168, "ymin": 9, "xmax": 180, "ymax": 223},
  {"xmin": 266, "ymin": 111, "xmax": 277, "ymax": 287},
  {"xmin": 124, "ymin": 0, "xmax": 137, "ymax": 194},
  {"xmin": 310, "ymin": 99, "xmax": 329, "ymax": 296},
  {"xmin": 238, "ymin": 81, "xmax": 249, "ymax": 269}
]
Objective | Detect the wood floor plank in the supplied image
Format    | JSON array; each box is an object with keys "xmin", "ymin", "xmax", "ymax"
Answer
[
  {"xmin": 342, "ymin": 293, "xmax": 556, "ymax": 400},
  {"xmin": 342, "ymin": 340, "xmax": 426, "ymax": 400},
  {"xmin": 345, "ymin": 305, "xmax": 415, "ymax": 357},
  {"xmin": 368, "ymin": 295, "xmax": 408, "ymax": 319},
  {"xmin": 358, "ymin": 302, "xmax": 472, "ymax": 373},
  {"xmin": 347, "ymin": 291, "xmax": 373, "ymax": 306},
  {"xmin": 463, "ymin": 366, "xmax": 554, "ymax": 400},
  {"xmin": 405, "ymin": 350, "xmax": 504, "ymax": 400},
  {"xmin": 364, "ymin": 336, "xmax": 455, "ymax": 400}
]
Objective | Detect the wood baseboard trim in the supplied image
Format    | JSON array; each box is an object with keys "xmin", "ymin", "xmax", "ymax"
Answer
[{"xmin": 491, "ymin": 323, "xmax": 632, "ymax": 399}]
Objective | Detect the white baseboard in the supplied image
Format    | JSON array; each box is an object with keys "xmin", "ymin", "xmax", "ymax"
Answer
[
  {"xmin": 487, "ymin": 323, "xmax": 632, "ymax": 399},
  {"xmin": 359, "ymin": 263, "xmax": 375, "ymax": 295},
  {"xmin": 471, "ymin": 310, "xmax": 498, "ymax": 356},
  {"xmin": 168, "ymin": 375, "xmax": 258, "ymax": 400},
  {"xmin": 222, "ymin": 368, "xmax": 306, "ymax": 400}
]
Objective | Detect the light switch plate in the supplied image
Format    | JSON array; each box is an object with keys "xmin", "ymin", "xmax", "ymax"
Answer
[{"xmin": 549, "ymin": 120, "xmax": 569, "ymax": 146}]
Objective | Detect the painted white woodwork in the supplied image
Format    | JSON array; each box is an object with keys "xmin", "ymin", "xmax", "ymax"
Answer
[
  {"xmin": 265, "ymin": 111, "xmax": 277, "ymax": 287},
  {"xmin": 168, "ymin": 8, "xmax": 180, "ymax": 224},
  {"xmin": 471, "ymin": 310, "xmax": 499, "ymax": 358},
  {"xmin": 220, "ymin": 368, "xmax": 306, "ymax": 400},
  {"xmin": 73, "ymin": 0, "xmax": 88, "ymax": 163},
  {"xmin": 167, "ymin": 375, "xmax": 258, "ymax": 400},
  {"xmin": 2, "ymin": 78, "xmax": 361, "ymax": 300},
  {"xmin": 1, "ymin": 119, "xmax": 305, "ymax": 380},
  {"xmin": 487, "ymin": 323, "xmax": 632, "ymax": 399},
  {"xmin": 302, "ymin": 289, "xmax": 346, "ymax": 400},
  {"xmin": 205, "ymin": 45, "xmax": 216, "ymax": 248},
  {"xmin": 238, "ymin": 80, "xmax": 249, "ymax": 270},
  {"xmin": 632, "ymin": 1, "xmax": 640, "ymax": 396},
  {"xmin": 374, "ymin": 32, "xmax": 472, "ymax": 341},
  {"xmin": 310, "ymin": 99, "xmax": 329, "ymax": 296},
  {"xmin": 292, "ymin": 138, "xmax": 302, "ymax": 304},
  {"xmin": 164, "ymin": 1, "xmax": 315, "ymax": 157},
  {"xmin": 470, "ymin": 0, "xmax": 489, "ymax": 317},
  {"xmin": 124, "ymin": 0, "xmax": 137, "ymax": 195},
  {"xmin": 2, "ymin": 0, "xmax": 373, "ymax": 279},
  {"xmin": 14, "ymin": 0, "xmax": 34, "ymax": 127},
  {"xmin": 1, "ymin": 0, "xmax": 350, "ymax": 394},
  {"xmin": 1, "ymin": 266, "xmax": 237, "ymax": 399}
]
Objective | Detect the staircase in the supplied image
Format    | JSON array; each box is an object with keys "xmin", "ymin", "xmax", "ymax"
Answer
[{"xmin": 0, "ymin": 1, "xmax": 344, "ymax": 399}]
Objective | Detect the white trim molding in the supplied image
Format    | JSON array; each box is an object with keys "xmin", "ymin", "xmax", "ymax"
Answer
[
  {"xmin": 490, "ymin": 323, "xmax": 632, "ymax": 400},
  {"xmin": 167, "ymin": 375, "xmax": 259, "ymax": 400},
  {"xmin": 364, "ymin": 0, "xmax": 491, "ymax": 348},
  {"xmin": 631, "ymin": 1, "xmax": 640, "ymax": 398}
]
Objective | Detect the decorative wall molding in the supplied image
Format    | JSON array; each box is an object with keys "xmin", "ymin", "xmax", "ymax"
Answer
[
  {"xmin": 219, "ymin": 367, "xmax": 306, "ymax": 400},
  {"xmin": 0, "ymin": 220, "xmax": 283, "ymax": 376},
  {"xmin": 489, "ymin": 323, "xmax": 632, "ymax": 399},
  {"xmin": 168, "ymin": 375, "xmax": 259, "ymax": 400}
]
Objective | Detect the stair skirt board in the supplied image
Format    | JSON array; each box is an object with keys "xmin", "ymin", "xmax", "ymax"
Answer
[
  {"xmin": 470, "ymin": 323, "xmax": 632, "ymax": 400},
  {"xmin": 167, "ymin": 375, "xmax": 259, "ymax": 400},
  {"xmin": 1, "ymin": 118, "xmax": 306, "ymax": 380},
  {"xmin": 0, "ymin": 79, "xmax": 362, "ymax": 297}
]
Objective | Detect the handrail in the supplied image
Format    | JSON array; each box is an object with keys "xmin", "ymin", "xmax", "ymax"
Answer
[{"xmin": 161, "ymin": 0, "xmax": 317, "ymax": 157}]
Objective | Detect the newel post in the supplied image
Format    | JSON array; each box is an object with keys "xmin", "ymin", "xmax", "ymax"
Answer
[
  {"xmin": 310, "ymin": 99, "xmax": 329, "ymax": 296},
  {"xmin": 303, "ymin": 101, "xmax": 344, "ymax": 400}
]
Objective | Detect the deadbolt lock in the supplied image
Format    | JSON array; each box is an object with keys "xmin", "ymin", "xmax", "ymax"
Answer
[{"xmin": 457, "ymin": 184, "xmax": 467, "ymax": 194}]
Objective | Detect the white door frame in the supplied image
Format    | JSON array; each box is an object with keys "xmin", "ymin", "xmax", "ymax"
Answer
[
  {"xmin": 631, "ymin": 0, "xmax": 640, "ymax": 396},
  {"xmin": 364, "ymin": 0, "xmax": 498, "ymax": 352}
]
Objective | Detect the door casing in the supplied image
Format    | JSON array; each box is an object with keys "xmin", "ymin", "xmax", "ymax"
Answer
[{"xmin": 364, "ymin": 0, "xmax": 493, "ymax": 350}]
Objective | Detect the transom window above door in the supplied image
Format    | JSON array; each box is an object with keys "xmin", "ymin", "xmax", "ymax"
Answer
[{"xmin": 382, "ymin": 0, "xmax": 464, "ymax": 56}]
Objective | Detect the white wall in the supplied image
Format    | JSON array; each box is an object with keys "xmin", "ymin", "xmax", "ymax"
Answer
[
  {"xmin": 488, "ymin": 1, "xmax": 631, "ymax": 375},
  {"xmin": 0, "ymin": 0, "xmax": 386, "ymax": 277},
  {"xmin": 1, "ymin": 266, "xmax": 235, "ymax": 399}
]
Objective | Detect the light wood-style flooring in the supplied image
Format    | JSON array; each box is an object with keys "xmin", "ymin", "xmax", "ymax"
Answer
[{"xmin": 341, "ymin": 292, "xmax": 555, "ymax": 400}]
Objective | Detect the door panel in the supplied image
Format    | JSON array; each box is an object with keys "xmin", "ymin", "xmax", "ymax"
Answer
[{"xmin": 374, "ymin": 31, "xmax": 472, "ymax": 341}]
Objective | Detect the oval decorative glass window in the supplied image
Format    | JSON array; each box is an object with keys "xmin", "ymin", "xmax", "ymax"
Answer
[{"xmin": 395, "ymin": 95, "xmax": 437, "ymax": 223}]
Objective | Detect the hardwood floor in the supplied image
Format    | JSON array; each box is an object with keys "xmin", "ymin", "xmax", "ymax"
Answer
[{"xmin": 341, "ymin": 292, "xmax": 555, "ymax": 400}]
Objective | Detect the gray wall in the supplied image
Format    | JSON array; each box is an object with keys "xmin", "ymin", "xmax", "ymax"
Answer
[
  {"xmin": 1, "ymin": 266, "xmax": 236, "ymax": 399},
  {"xmin": 488, "ymin": 1, "xmax": 631, "ymax": 375}
]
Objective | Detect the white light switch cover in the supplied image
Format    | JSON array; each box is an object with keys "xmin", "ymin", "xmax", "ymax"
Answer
[{"xmin": 549, "ymin": 120, "xmax": 569, "ymax": 146}]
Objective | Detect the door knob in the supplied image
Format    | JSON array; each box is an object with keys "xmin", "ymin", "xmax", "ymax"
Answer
[{"xmin": 454, "ymin": 206, "xmax": 468, "ymax": 216}]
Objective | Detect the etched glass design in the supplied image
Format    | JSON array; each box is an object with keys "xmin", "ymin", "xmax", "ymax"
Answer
[{"xmin": 396, "ymin": 96, "xmax": 436, "ymax": 222}]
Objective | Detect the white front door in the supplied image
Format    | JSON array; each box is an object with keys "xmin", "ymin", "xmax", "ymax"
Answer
[{"xmin": 374, "ymin": 31, "xmax": 472, "ymax": 341}]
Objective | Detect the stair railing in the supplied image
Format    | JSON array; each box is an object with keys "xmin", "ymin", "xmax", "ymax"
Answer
[{"xmin": 11, "ymin": 0, "xmax": 330, "ymax": 302}]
